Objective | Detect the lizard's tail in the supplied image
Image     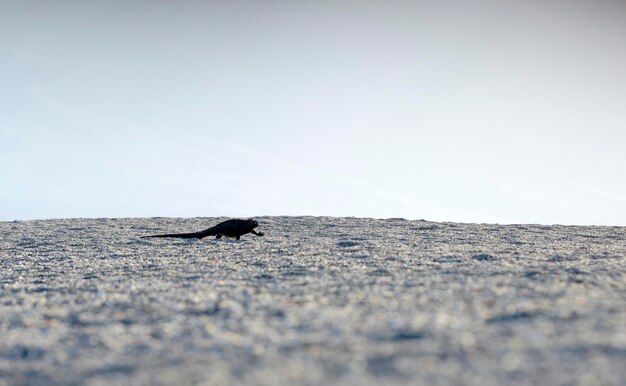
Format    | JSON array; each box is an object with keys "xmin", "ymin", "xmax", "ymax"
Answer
[{"xmin": 140, "ymin": 232, "xmax": 202, "ymax": 239}]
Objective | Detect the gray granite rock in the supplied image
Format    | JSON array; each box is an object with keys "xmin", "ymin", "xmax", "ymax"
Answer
[{"xmin": 0, "ymin": 217, "xmax": 624, "ymax": 385}]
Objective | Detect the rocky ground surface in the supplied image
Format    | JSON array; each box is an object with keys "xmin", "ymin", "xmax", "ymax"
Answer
[{"xmin": 0, "ymin": 216, "xmax": 624, "ymax": 385}]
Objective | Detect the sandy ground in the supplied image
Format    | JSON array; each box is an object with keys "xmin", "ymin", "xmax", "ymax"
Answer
[{"xmin": 0, "ymin": 216, "xmax": 624, "ymax": 385}]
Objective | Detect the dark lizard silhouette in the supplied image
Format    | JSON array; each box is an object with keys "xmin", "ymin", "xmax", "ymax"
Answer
[{"xmin": 141, "ymin": 218, "xmax": 264, "ymax": 240}]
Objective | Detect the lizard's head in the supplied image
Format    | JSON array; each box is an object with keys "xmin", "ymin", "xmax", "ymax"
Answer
[{"xmin": 247, "ymin": 218, "xmax": 259, "ymax": 228}]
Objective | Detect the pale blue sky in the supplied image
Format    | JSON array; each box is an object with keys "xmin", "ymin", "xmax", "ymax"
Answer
[{"xmin": 1, "ymin": 0, "xmax": 625, "ymax": 225}]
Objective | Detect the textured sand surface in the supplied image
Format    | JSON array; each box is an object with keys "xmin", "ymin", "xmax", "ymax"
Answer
[{"xmin": 1, "ymin": 217, "xmax": 624, "ymax": 385}]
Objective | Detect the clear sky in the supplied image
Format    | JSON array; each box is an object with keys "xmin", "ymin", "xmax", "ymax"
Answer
[{"xmin": 1, "ymin": 0, "xmax": 625, "ymax": 225}]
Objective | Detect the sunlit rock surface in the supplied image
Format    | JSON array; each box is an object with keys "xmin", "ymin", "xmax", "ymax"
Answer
[{"xmin": 1, "ymin": 217, "xmax": 624, "ymax": 385}]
